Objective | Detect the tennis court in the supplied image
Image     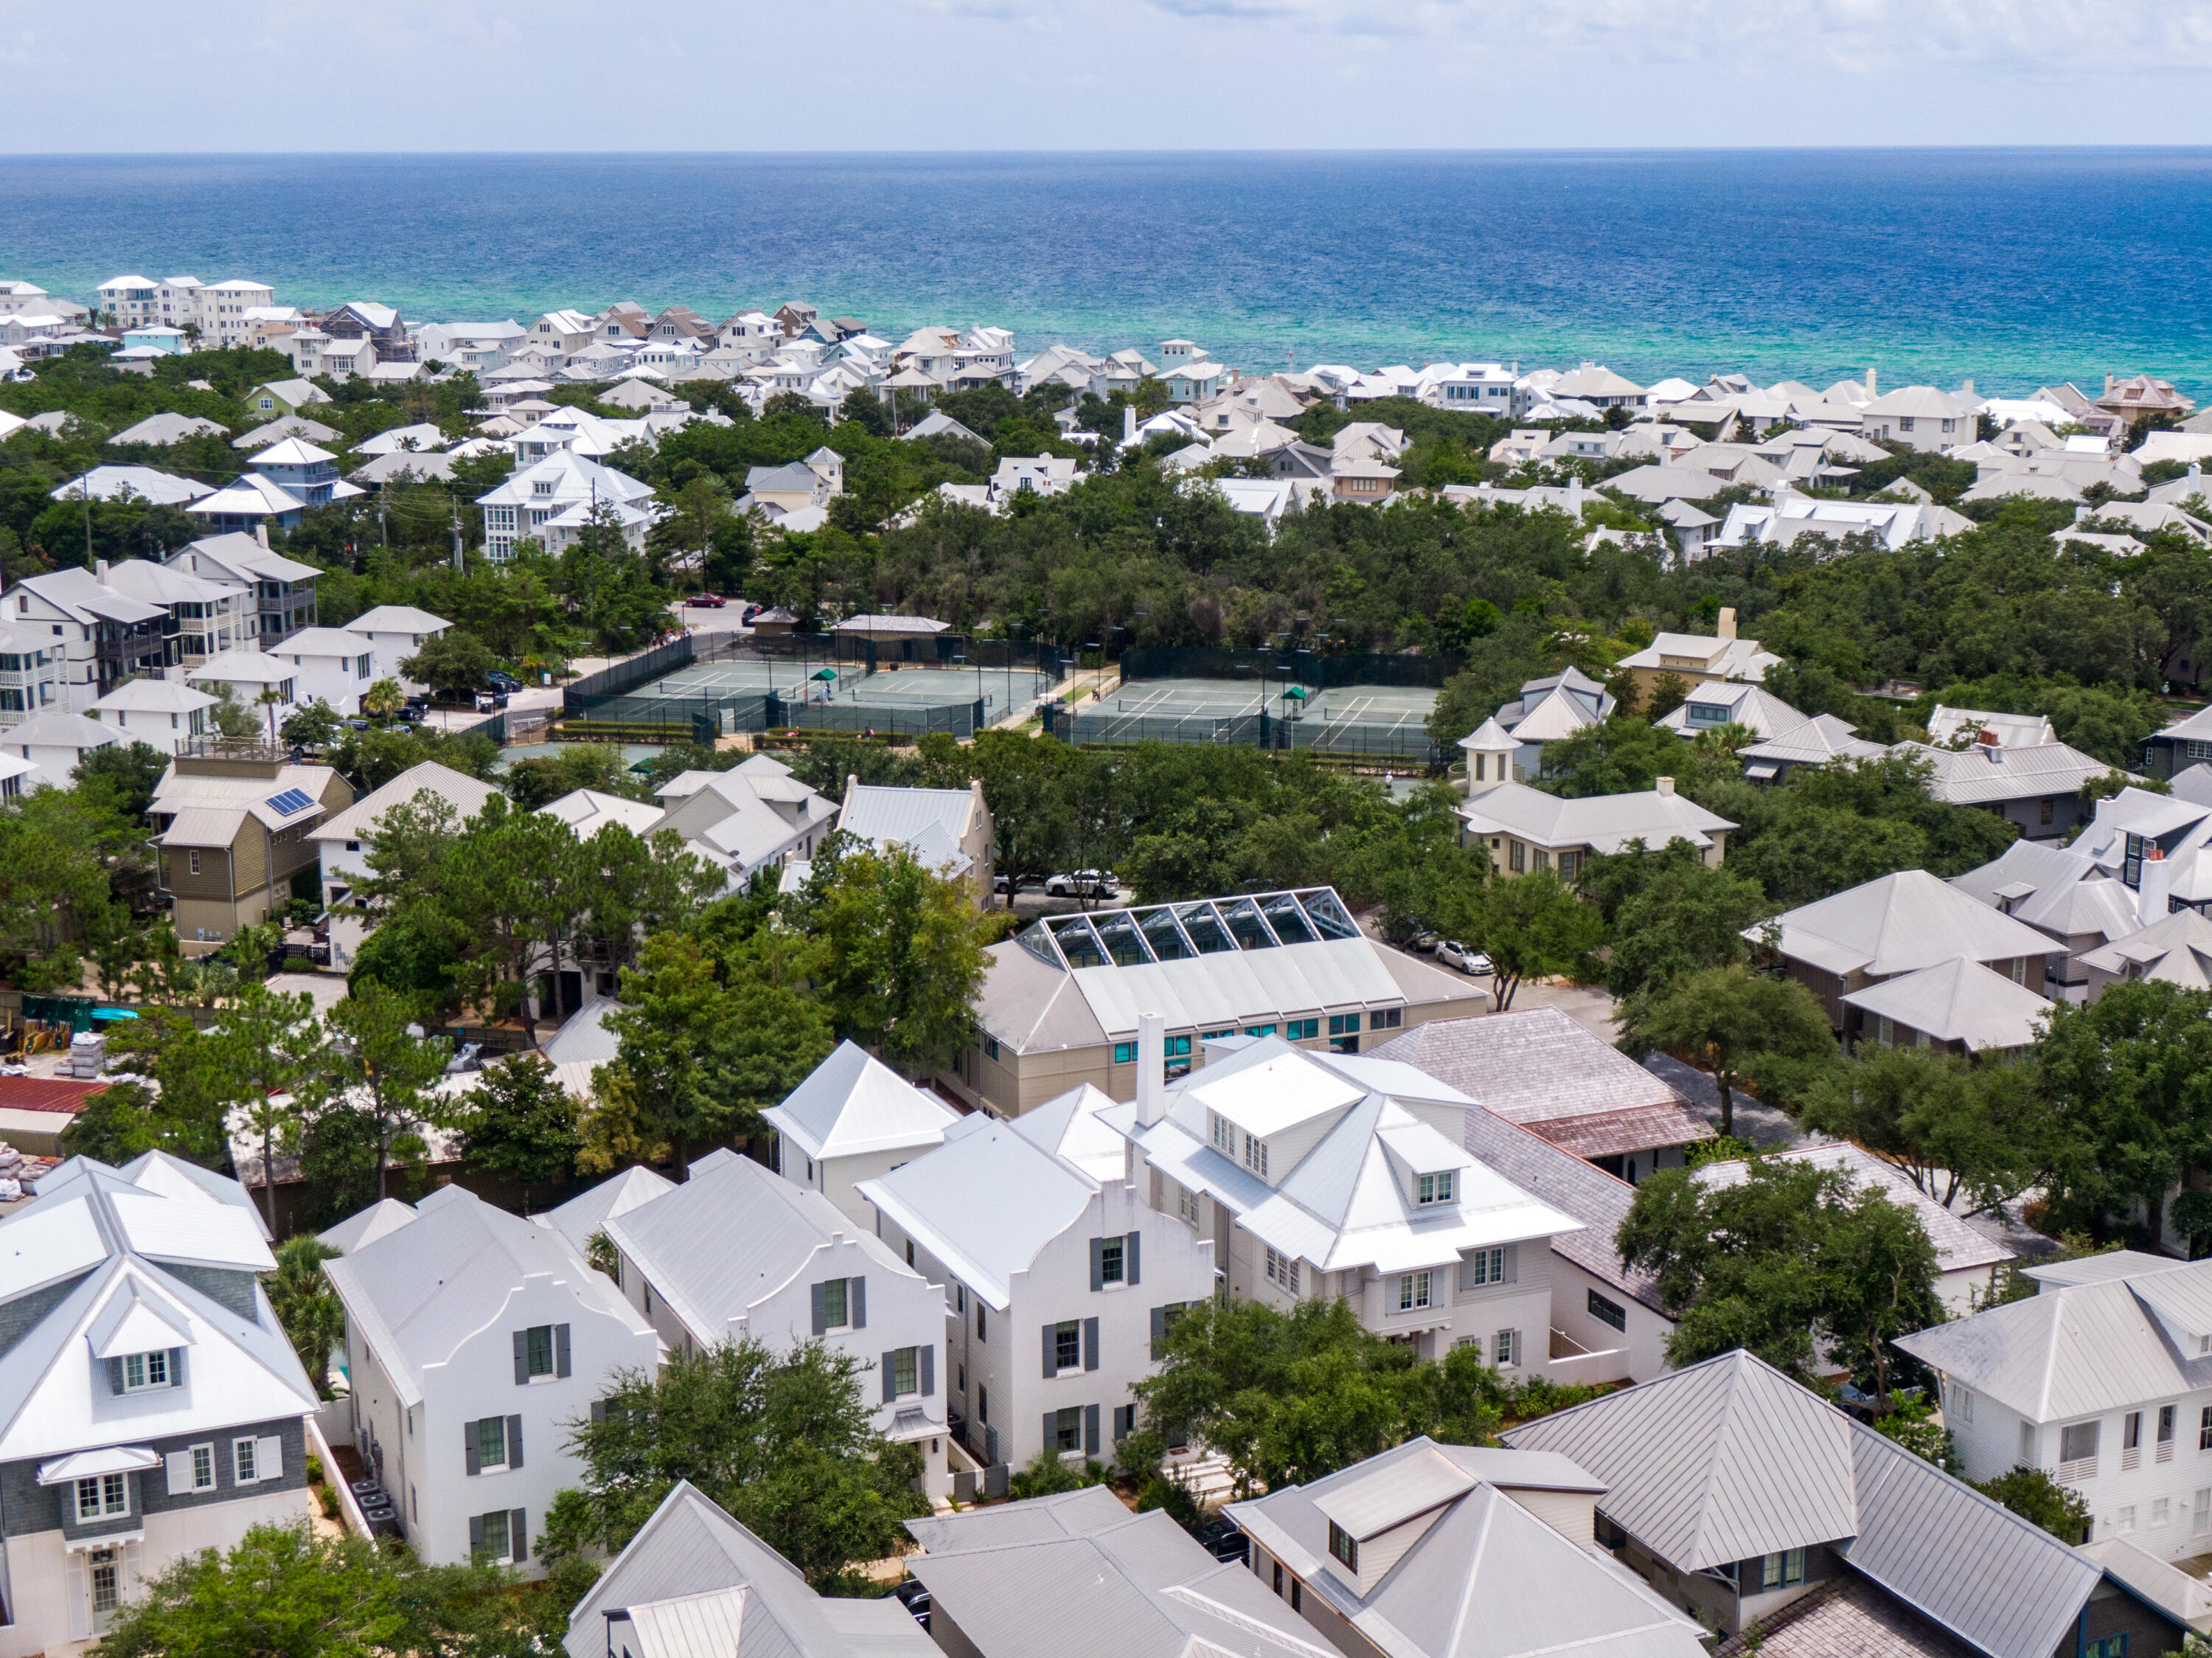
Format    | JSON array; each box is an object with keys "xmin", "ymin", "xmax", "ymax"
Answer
[{"xmin": 1062, "ymin": 674, "xmax": 1444, "ymax": 760}]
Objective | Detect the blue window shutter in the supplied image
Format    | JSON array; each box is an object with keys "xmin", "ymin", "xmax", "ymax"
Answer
[
  {"xmin": 919, "ymin": 1345, "xmax": 935, "ymax": 1397},
  {"xmin": 883, "ymin": 1352, "xmax": 897, "ymax": 1404},
  {"xmin": 850, "ymin": 1277, "xmax": 866, "ymax": 1331},
  {"xmin": 512, "ymin": 1330, "xmax": 527, "ymax": 1385},
  {"xmin": 811, "ymin": 1281, "xmax": 827, "ymax": 1336},
  {"xmin": 510, "ymin": 1508, "xmax": 526, "ymax": 1563},
  {"xmin": 590, "ymin": 1400, "xmax": 606, "ymax": 1425},
  {"xmin": 507, "ymin": 1415, "xmax": 523, "ymax": 1469},
  {"xmin": 554, "ymin": 1324, "xmax": 571, "ymax": 1378},
  {"xmin": 1090, "ymin": 1238, "xmax": 1104, "ymax": 1292},
  {"xmin": 469, "ymin": 1513, "xmax": 484, "ymax": 1554},
  {"xmin": 464, "ymin": 1420, "xmax": 480, "ymax": 1476},
  {"xmin": 1085, "ymin": 1403, "xmax": 1100, "ymax": 1457},
  {"xmin": 1043, "ymin": 1412, "xmax": 1057, "ymax": 1453},
  {"xmin": 1126, "ymin": 1231, "xmax": 1141, "ymax": 1287},
  {"xmin": 170, "ymin": 1347, "xmax": 187, "ymax": 1388},
  {"xmin": 1083, "ymin": 1317, "xmax": 1100, "ymax": 1372},
  {"xmin": 105, "ymin": 1358, "xmax": 125, "ymax": 1395},
  {"xmin": 1042, "ymin": 1323, "xmax": 1056, "ymax": 1378}
]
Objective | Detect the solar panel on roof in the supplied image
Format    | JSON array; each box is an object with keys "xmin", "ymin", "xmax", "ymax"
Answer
[{"xmin": 264, "ymin": 788, "xmax": 314, "ymax": 816}]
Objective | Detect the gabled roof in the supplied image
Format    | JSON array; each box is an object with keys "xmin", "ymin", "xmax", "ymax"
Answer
[
  {"xmin": 2078, "ymin": 908, "xmax": 2212, "ymax": 989},
  {"xmin": 7, "ymin": 711, "xmax": 122, "ymax": 752},
  {"xmin": 603, "ymin": 1148, "xmax": 919, "ymax": 1340},
  {"xmin": 0, "ymin": 1155, "xmax": 314, "ymax": 1462},
  {"xmin": 539, "ymin": 786, "xmax": 663, "ymax": 841},
  {"xmin": 1506, "ymin": 1351, "xmax": 2105, "ymax": 1658},
  {"xmin": 759, "ymin": 1041, "xmax": 959, "ymax": 1164},
  {"xmin": 1840, "ymin": 957, "xmax": 2053, "ymax": 1051},
  {"xmin": 1757, "ymin": 870, "xmax": 2058, "ymax": 977},
  {"xmin": 111, "ymin": 412, "xmax": 229, "ymax": 446},
  {"xmin": 1456, "ymin": 780, "xmax": 1738, "ymax": 857},
  {"xmin": 536, "ymin": 1165, "xmax": 675, "ymax": 1258},
  {"xmin": 310, "ymin": 760, "xmax": 500, "ymax": 843},
  {"xmin": 910, "ymin": 1491, "xmax": 1338, "ymax": 1658},
  {"xmin": 566, "ymin": 1481, "xmax": 933, "ymax": 1658},
  {"xmin": 1739, "ymin": 712, "xmax": 1889, "ymax": 771},
  {"xmin": 318, "ymin": 1197, "xmax": 419, "ymax": 1254},
  {"xmin": 322, "ymin": 1184, "xmax": 643, "ymax": 1408},
  {"xmin": 1228, "ymin": 1438, "xmax": 1703, "ymax": 1658},
  {"xmin": 1010, "ymin": 1084, "xmax": 1130, "ymax": 1184},
  {"xmin": 344, "ymin": 603, "xmax": 450, "ymax": 635},
  {"xmin": 858, "ymin": 1117, "xmax": 1100, "ymax": 1309},
  {"xmin": 1897, "ymin": 739, "xmax": 2129, "ymax": 806},
  {"xmin": 1102, "ymin": 1037, "xmax": 1579, "ymax": 1278}
]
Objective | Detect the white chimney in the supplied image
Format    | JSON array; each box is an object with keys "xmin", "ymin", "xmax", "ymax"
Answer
[
  {"xmin": 1135, "ymin": 1012, "xmax": 1167, "ymax": 1126},
  {"xmin": 254, "ymin": 524, "xmax": 270, "ymax": 549},
  {"xmin": 1717, "ymin": 606, "xmax": 1738, "ymax": 642},
  {"xmin": 1655, "ymin": 776, "xmax": 1675, "ymax": 796},
  {"xmin": 1866, "ymin": 367, "xmax": 1877, "ymax": 397},
  {"xmin": 1122, "ymin": 404, "xmax": 1136, "ymax": 445},
  {"xmin": 94, "ymin": 559, "xmax": 109, "ymax": 583}
]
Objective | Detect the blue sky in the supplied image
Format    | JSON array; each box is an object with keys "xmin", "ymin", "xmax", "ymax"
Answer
[{"xmin": 9, "ymin": 1, "xmax": 2212, "ymax": 150}]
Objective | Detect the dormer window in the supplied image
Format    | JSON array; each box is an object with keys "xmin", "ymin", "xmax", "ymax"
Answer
[
  {"xmin": 1328, "ymin": 1521, "xmax": 1359, "ymax": 1572},
  {"xmin": 1210, "ymin": 1112, "xmax": 1234, "ymax": 1155},
  {"xmin": 1243, "ymin": 1134, "xmax": 1269, "ymax": 1177},
  {"xmin": 1416, "ymin": 1173, "xmax": 1454, "ymax": 1206}
]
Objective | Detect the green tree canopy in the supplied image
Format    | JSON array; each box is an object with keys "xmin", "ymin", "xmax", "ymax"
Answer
[
  {"xmin": 453, "ymin": 1052, "xmax": 583, "ymax": 1209},
  {"xmin": 1616, "ymin": 963, "xmax": 1835, "ymax": 1136},
  {"xmin": 1467, "ymin": 867, "xmax": 1604, "ymax": 1010}
]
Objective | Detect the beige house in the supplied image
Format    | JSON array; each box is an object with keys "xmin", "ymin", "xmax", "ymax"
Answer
[
  {"xmin": 150, "ymin": 749, "xmax": 352, "ymax": 949},
  {"xmin": 836, "ymin": 775, "xmax": 994, "ymax": 906},
  {"xmin": 946, "ymin": 886, "xmax": 1486, "ymax": 1120},
  {"xmin": 1613, "ymin": 608, "xmax": 1781, "ymax": 700},
  {"xmin": 1456, "ymin": 778, "xmax": 1736, "ymax": 885}
]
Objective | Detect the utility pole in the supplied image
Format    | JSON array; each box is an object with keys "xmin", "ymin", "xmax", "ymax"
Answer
[{"xmin": 451, "ymin": 498, "xmax": 464, "ymax": 572}]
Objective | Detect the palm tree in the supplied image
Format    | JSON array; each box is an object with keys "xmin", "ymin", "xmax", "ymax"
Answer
[
  {"xmin": 361, "ymin": 679, "xmax": 404, "ymax": 722},
  {"xmin": 266, "ymin": 1236, "xmax": 346, "ymax": 1396},
  {"xmin": 257, "ymin": 687, "xmax": 283, "ymax": 745}
]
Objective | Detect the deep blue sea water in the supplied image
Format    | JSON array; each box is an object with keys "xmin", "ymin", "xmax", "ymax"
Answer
[{"xmin": 3, "ymin": 150, "xmax": 2211, "ymax": 395}]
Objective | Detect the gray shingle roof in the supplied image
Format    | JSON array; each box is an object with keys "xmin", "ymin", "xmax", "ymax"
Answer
[
  {"xmin": 1837, "ymin": 958, "xmax": 2054, "ymax": 1051},
  {"xmin": 1504, "ymin": 1351, "xmax": 2106, "ymax": 1658},
  {"xmin": 1370, "ymin": 1008, "xmax": 1712, "ymax": 1159},
  {"xmin": 1456, "ymin": 1104, "xmax": 1664, "ymax": 1313},
  {"xmin": 1714, "ymin": 1576, "xmax": 1982, "ymax": 1658}
]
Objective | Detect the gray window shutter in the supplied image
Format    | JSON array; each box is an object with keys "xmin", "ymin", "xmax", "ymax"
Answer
[
  {"xmin": 1502, "ymin": 1244, "xmax": 1518, "ymax": 1284},
  {"xmin": 1083, "ymin": 1317, "xmax": 1100, "ymax": 1372},
  {"xmin": 590, "ymin": 1400, "xmax": 606, "ymax": 1425},
  {"xmin": 1090, "ymin": 1237, "xmax": 1104, "ymax": 1292},
  {"xmin": 883, "ymin": 1351, "xmax": 897, "ymax": 1404},
  {"xmin": 811, "ymin": 1281, "xmax": 828, "ymax": 1336},
  {"xmin": 1151, "ymin": 1305, "xmax": 1169, "ymax": 1362},
  {"xmin": 919, "ymin": 1345, "xmax": 935, "ymax": 1397},
  {"xmin": 1043, "ymin": 1411, "xmax": 1057, "ymax": 1452},
  {"xmin": 469, "ymin": 1513, "xmax": 484, "ymax": 1554},
  {"xmin": 1043, "ymin": 1323, "xmax": 1057, "ymax": 1379},
  {"xmin": 464, "ymin": 1420, "xmax": 480, "ymax": 1476},
  {"xmin": 507, "ymin": 1415, "xmax": 524, "ymax": 1469},
  {"xmin": 1085, "ymin": 1403, "xmax": 1100, "ymax": 1457},
  {"xmin": 510, "ymin": 1508, "xmax": 526, "ymax": 1563},
  {"xmin": 1126, "ymin": 1232, "xmax": 1141, "ymax": 1287},
  {"xmin": 512, "ymin": 1329, "xmax": 528, "ymax": 1385},
  {"xmin": 554, "ymin": 1324, "xmax": 571, "ymax": 1378},
  {"xmin": 105, "ymin": 1357, "xmax": 125, "ymax": 1395},
  {"xmin": 850, "ymin": 1277, "xmax": 866, "ymax": 1331}
]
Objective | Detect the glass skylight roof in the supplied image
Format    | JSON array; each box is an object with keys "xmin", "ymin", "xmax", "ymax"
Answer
[{"xmin": 1015, "ymin": 889, "xmax": 1368, "ymax": 972}]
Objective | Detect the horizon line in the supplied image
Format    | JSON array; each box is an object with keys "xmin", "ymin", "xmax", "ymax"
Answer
[{"xmin": 8, "ymin": 144, "xmax": 2212, "ymax": 160}]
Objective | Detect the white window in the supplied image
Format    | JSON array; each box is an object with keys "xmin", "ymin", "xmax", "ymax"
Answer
[
  {"xmin": 1462, "ymin": 1246, "xmax": 1506, "ymax": 1288},
  {"xmin": 191, "ymin": 1443, "xmax": 212, "ymax": 1490},
  {"xmin": 2118, "ymin": 1505, "xmax": 2137, "ymax": 1533},
  {"xmin": 1495, "ymin": 1328, "xmax": 1517, "ymax": 1367},
  {"xmin": 75, "ymin": 1473, "xmax": 128, "ymax": 1522},
  {"xmin": 1397, "ymin": 1272, "xmax": 1432, "ymax": 1311},
  {"xmin": 1210, "ymin": 1113, "xmax": 1233, "ymax": 1155},
  {"xmin": 119, "ymin": 1350, "xmax": 170, "ymax": 1391},
  {"xmin": 1949, "ymin": 1382, "xmax": 1974, "ymax": 1424},
  {"xmin": 1243, "ymin": 1134, "xmax": 1269, "ymax": 1177},
  {"xmin": 2154, "ymin": 1497, "xmax": 2171, "ymax": 1527},
  {"xmin": 2195, "ymin": 1488, "xmax": 2209, "ymax": 1535},
  {"xmin": 1177, "ymin": 1184, "xmax": 1200, "ymax": 1226},
  {"xmin": 1265, "ymin": 1249, "xmax": 1301, "ymax": 1295},
  {"xmin": 1416, "ymin": 1172, "xmax": 1453, "ymax": 1206}
]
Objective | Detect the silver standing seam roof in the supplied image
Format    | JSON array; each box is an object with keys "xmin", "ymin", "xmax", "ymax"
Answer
[
  {"xmin": 1226, "ymin": 1437, "xmax": 1704, "ymax": 1658},
  {"xmin": 1502, "ymin": 1350, "xmax": 2107, "ymax": 1658},
  {"xmin": 907, "ymin": 1491, "xmax": 1338, "ymax": 1658}
]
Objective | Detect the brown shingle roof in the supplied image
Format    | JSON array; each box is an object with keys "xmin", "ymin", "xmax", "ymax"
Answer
[
  {"xmin": 0, "ymin": 1076, "xmax": 107, "ymax": 1114},
  {"xmin": 1714, "ymin": 1576, "xmax": 1980, "ymax": 1658}
]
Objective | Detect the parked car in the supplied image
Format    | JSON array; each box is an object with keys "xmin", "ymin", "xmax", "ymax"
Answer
[
  {"xmin": 1045, "ymin": 869, "xmax": 1119, "ymax": 898},
  {"xmin": 741, "ymin": 603, "xmax": 763, "ymax": 624},
  {"xmin": 394, "ymin": 705, "xmax": 425, "ymax": 724},
  {"xmin": 1190, "ymin": 1516, "xmax": 1248, "ymax": 1565},
  {"xmin": 894, "ymin": 1579, "xmax": 931, "ymax": 1631},
  {"xmin": 689, "ymin": 592, "xmax": 726, "ymax": 608},
  {"xmin": 1438, "ymin": 940, "xmax": 1493, "ymax": 977},
  {"xmin": 1403, "ymin": 929, "xmax": 1441, "ymax": 954},
  {"xmin": 485, "ymin": 669, "xmax": 523, "ymax": 693},
  {"xmin": 473, "ymin": 690, "xmax": 508, "ymax": 712}
]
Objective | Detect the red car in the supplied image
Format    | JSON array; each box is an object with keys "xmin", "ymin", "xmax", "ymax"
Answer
[{"xmin": 689, "ymin": 593, "xmax": 726, "ymax": 608}]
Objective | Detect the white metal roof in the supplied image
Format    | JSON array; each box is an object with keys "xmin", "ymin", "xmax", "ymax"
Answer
[
  {"xmin": 311, "ymin": 760, "xmax": 500, "ymax": 843},
  {"xmin": 759, "ymin": 1041, "xmax": 958, "ymax": 1163},
  {"xmin": 1457, "ymin": 781, "xmax": 1737, "ymax": 856},
  {"xmin": 1758, "ymin": 870, "xmax": 2059, "ymax": 977},
  {"xmin": 1840, "ymin": 957, "xmax": 2055, "ymax": 1051}
]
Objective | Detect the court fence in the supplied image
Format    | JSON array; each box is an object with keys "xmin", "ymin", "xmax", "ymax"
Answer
[
  {"xmin": 1043, "ymin": 701, "xmax": 1447, "ymax": 765},
  {"xmin": 560, "ymin": 690, "xmax": 992, "ymax": 743},
  {"xmin": 1117, "ymin": 645, "xmax": 1458, "ymax": 691}
]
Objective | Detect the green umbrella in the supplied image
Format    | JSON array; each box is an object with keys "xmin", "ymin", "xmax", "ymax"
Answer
[
  {"xmin": 1281, "ymin": 685, "xmax": 1308, "ymax": 701},
  {"xmin": 811, "ymin": 667, "xmax": 839, "ymax": 682}
]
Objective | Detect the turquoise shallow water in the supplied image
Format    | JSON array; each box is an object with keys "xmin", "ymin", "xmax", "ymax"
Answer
[{"xmin": 4, "ymin": 150, "xmax": 2211, "ymax": 395}]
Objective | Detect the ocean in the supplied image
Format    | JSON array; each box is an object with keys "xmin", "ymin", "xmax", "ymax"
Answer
[{"xmin": 3, "ymin": 150, "xmax": 2210, "ymax": 395}]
